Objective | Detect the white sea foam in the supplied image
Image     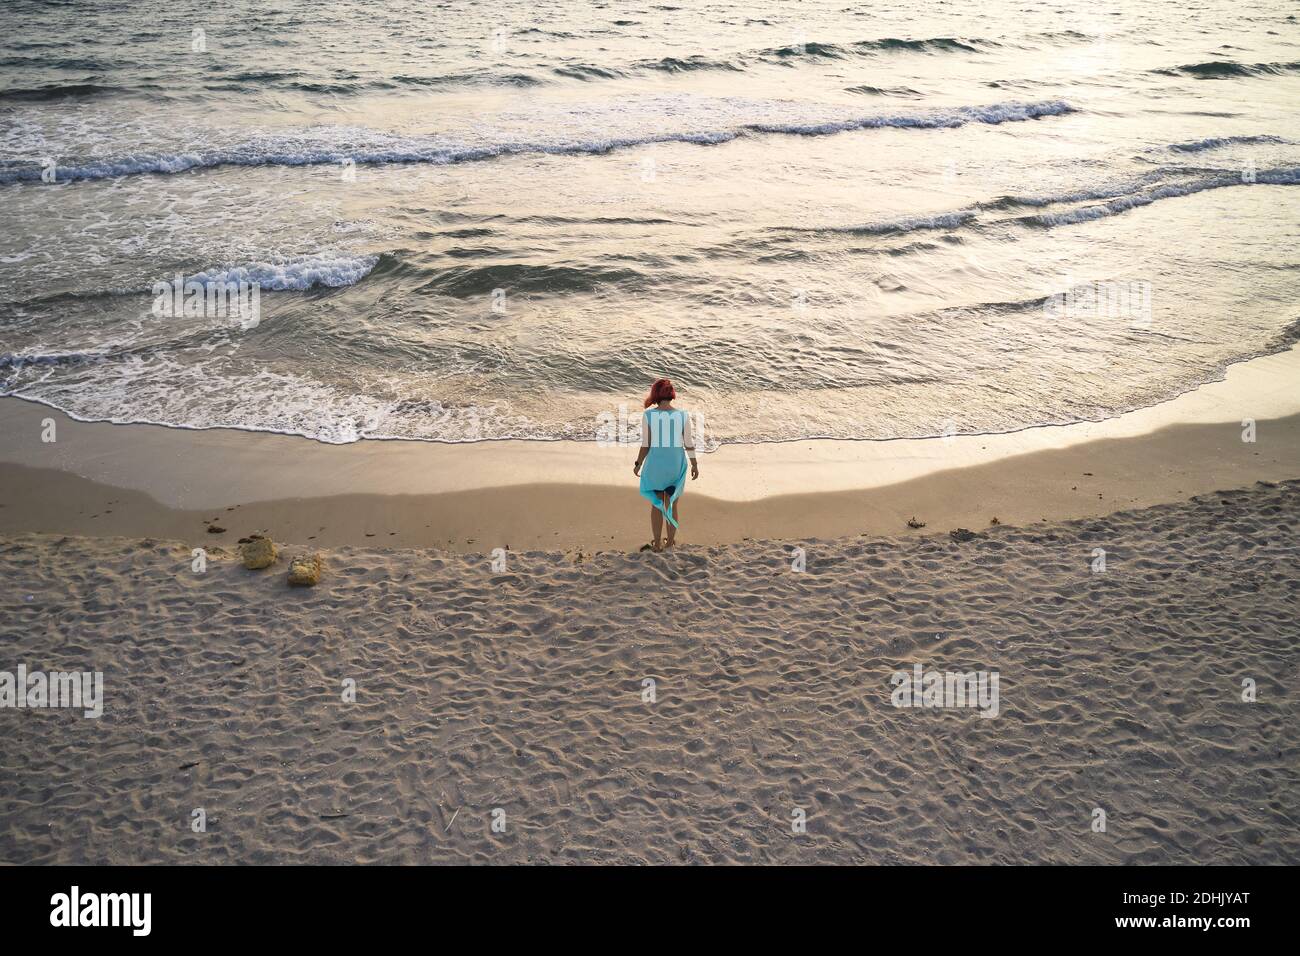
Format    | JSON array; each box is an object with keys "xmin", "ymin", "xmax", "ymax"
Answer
[
  {"xmin": 742, "ymin": 99, "xmax": 1074, "ymax": 135},
  {"xmin": 7, "ymin": 357, "xmax": 537, "ymax": 444},
  {"xmin": 1034, "ymin": 167, "xmax": 1300, "ymax": 226},
  {"xmin": 186, "ymin": 255, "xmax": 380, "ymax": 292},
  {"xmin": 797, "ymin": 165, "xmax": 1300, "ymax": 237},
  {"xmin": 0, "ymin": 100, "xmax": 1076, "ymax": 185},
  {"xmin": 849, "ymin": 210, "xmax": 979, "ymax": 234}
]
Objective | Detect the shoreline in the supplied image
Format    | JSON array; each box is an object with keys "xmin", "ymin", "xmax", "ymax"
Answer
[
  {"xmin": 2, "ymin": 343, "xmax": 1299, "ymax": 552},
  {"xmin": 1, "ymin": 410, "xmax": 1296, "ymax": 552}
]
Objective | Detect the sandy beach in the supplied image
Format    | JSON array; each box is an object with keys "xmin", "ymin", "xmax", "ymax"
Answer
[
  {"xmin": 2, "ymin": 480, "xmax": 1296, "ymax": 864},
  {"xmin": 2, "ymin": 342, "xmax": 1298, "ymax": 864}
]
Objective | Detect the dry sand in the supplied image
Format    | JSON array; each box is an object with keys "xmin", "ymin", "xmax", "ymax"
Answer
[{"xmin": 1, "ymin": 481, "xmax": 1296, "ymax": 864}]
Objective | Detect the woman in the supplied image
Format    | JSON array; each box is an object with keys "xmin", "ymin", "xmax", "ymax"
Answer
[{"xmin": 633, "ymin": 378, "xmax": 699, "ymax": 551}]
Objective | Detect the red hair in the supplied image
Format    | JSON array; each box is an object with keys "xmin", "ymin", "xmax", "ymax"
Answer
[{"xmin": 644, "ymin": 378, "xmax": 676, "ymax": 408}]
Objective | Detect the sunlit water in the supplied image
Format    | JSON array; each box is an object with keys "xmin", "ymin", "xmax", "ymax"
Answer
[{"xmin": 1, "ymin": 0, "xmax": 1297, "ymax": 445}]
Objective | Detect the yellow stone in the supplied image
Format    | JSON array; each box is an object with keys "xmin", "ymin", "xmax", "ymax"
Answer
[
  {"xmin": 287, "ymin": 553, "xmax": 322, "ymax": 587},
  {"xmin": 239, "ymin": 535, "xmax": 277, "ymax": 570}
]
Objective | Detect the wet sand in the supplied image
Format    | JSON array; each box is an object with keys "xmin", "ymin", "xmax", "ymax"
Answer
[
  {"xmin": 3, "ymin": 343, "xmax": 1299, "ymax": 552},
  {"xmin": 1, "ymin": 341, "xmax": 1298, "ymax": 552},
  {"xmin": 0, "ymin": 409, "xmax": 1297, "ymax": 552}
]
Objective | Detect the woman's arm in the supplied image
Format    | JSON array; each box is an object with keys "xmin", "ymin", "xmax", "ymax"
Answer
[
  {"xmin": 683, "ymin": 412, "xmax": 699, "ymax": 479},
  {"xmin": 633, "ymin": 410, "xmax": 651, "ymax": 475}
]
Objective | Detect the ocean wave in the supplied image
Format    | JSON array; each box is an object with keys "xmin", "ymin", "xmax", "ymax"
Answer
[
  {"xmin": 1029, "ymin": 29, "xmax": 1095, "ymax": 42},
  {"xmin": 760, "ymin": 37, "xmax": 986, "ymax": 60},
  {"xmin": 0, "ymin": 31, "xmax": 1017, "ymax": 104},
  {"xmin": 0, "ymin": 55, "xmax": 121, "ymax": 71},
  {"xmin": 778, "ymin": 165, "xmax": 1300, "ymax": 240},
  {"xmin": 0, "ymin": 350, "xmax": 102, "ymax": 372},
  {"xmin": 633, "ymin": 56, "xmax": 744, "ymax": 73},
  {"xmin": 513, "ymin": 27, "xmax": 578, "ymax": 39},
  {"xmin": 187, "ymin": 255, "xmax": 380, "ymax": 291},
  {"xmin": 0, "ymin": 82, "xmax": 130, "ymax": 102},
  {"xmin": 0, "ymin": 100, "xmax": 1077, "ymax": 186},
  {"xmin": 783, "ymin": 210, "xmax": 979, "ymax": 237},
  {"xmin": 552, "ymin": 64, "xmax": 627, "ymax": 81},
  {"xmin": 855, "ymin": 211, "xmax": 979, "ymax": 234},
  {"xmin": 2, "ymin": 255, "xmax": 383, "ymax": 308},
  {"xmin": 863, "ymin": 37, "xmax": 987, "ymax": 53},
  {"xmin": 760, "ymin": 41, "xmax": 851, "ymax": 59},
  {"xmin": 844, "ymin": 85, "xmax": 923, "ymax": 97},
  {"xmin": 215, "ymin": 71, "xmax": 549, "ymax": 92},
  {"xmin": 744, "ymin": 99, "xmax": 1074, "ymax": 136},
  {"xmin": 1165, "ymin": 134, "xmax": 1292, "ymax": 152},
  {"xmin": 1025, "ymin": 167, "xmax": 1300, "ymax": 226},
  {"xmin": 988, "ymin": 172, "xmax": 1174, "ymax": 208},
  {"xmin": 4, "ymin": 363, "xmax": 533, "ymax": 445},
  {"xmin": 414, "ymin": 261, "xmax": 651, "ymax": 297},
  {"xmin": 390, "ymin": 71, "xmax": 545, "ymax": 89},
  {"xmin": 1154, "ymin": 60, "xmax": 1300, "ymax": 79}
]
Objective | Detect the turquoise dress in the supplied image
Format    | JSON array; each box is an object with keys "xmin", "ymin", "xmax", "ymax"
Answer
[{"xmin": 639, "ymin": 408, "xmax": 690, "ymax": 528}]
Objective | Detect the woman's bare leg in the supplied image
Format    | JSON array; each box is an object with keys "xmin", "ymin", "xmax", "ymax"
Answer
[
  {"xmin": 650, "ymin": 502, "xmax": 663, "ymax": 551},
  {"xmin": 664, "ymin": 495, "xmax": 678, "ymax": 548}
]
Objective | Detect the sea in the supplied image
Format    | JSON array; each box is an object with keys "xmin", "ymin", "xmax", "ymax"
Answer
[{"xmin": 1, "ymin": 0, "xmax": 1297, "ymax": 446}]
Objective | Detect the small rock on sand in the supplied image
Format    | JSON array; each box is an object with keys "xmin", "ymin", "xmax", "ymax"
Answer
[
  {"xmin": 239, "ymin": 534, "xmax": 277, "ymax": 570},
  {"xmin": 287, "ymin": 553, "xmax": 323, "ymax": 587}
]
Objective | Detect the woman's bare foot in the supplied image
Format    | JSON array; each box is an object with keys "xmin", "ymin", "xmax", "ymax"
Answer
[{"xmin": 663, "ymin": 538, "xmax": 675, "ymax": 550}]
